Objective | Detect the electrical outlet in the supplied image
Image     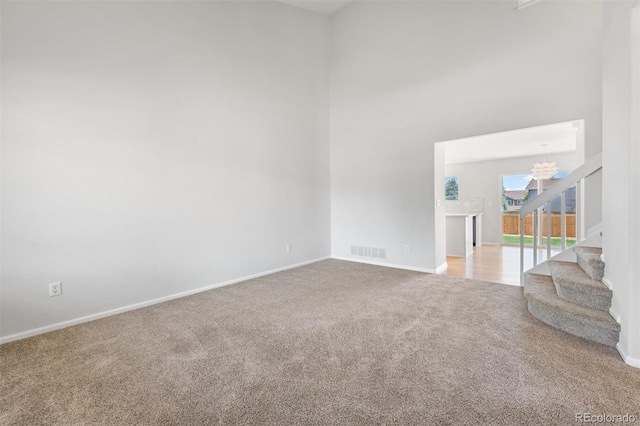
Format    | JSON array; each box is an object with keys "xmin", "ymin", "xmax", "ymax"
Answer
[
  {"xmin": 49, "ymin": 282, "xmax": 62, "ymax": 297},
  {"xmin": 286, "ymin": 244, "xmax": 292, "ymax": 253},
  {"xmin": 404, "ymin": 245, "xmax": 410, "ymax": 253}
]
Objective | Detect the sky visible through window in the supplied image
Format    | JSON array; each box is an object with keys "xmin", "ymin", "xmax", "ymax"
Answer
[{"xmin": 503, "ymin": 171, "xmax": 569, "ymax": 190}]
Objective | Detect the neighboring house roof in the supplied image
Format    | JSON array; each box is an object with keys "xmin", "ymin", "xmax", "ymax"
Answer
[
  {"xmin": 525, "ymin": 178, "xmax": 558, "ymax": 191},
  {"xmin": 505, "ymin": 190, "xmax": 526, "ymax": 201},
  {"xmin": 525, "ymin": 178, "xmax": 577, "ymax": 213}
]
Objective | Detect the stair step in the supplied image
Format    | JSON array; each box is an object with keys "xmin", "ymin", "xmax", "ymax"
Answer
[
  {"xmin": 524, "ymin": 272, "xmax": 620, "ymax": 347},
  {"xmin": 548, "ymin": 261, "xmax": 612, "ymax": 311},
  {"xmin": 573, "ymin": 246, "xmax": 605, "ymax": 281}
]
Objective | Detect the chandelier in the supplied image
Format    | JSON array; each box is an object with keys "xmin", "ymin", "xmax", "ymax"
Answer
[{"xmin": 531, "ymin": 144, "xmax": 558, "ymax": 180}]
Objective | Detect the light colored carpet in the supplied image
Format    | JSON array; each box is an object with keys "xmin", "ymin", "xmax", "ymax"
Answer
[
  {"xmin": 1, "ymin": 259, "xmax": 639, "ymax": 425},
  {"xmin": 574, "ymin": 246, "xmax": 605, "ymax": 281}
]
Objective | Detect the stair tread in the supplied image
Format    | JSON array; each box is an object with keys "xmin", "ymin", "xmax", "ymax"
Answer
[
  {"xmin": 548, "ymin": 261, "xmax": 610, "ymax": 293},
  {"xmin": 573, "ymin": 245, "xmax": 603, "ymax": 259},
  {"xmin": 523, "ymin": 272, "xmax": 618, "ymax": 327},
  {"xmin": 573, "ymin": 246, "xmax": 605, "ymax": 280}
]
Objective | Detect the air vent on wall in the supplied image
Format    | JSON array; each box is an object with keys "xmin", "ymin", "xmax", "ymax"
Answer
[{"xmin": 351, "ymin": 245, "xmax": 387, "ymax": 260}]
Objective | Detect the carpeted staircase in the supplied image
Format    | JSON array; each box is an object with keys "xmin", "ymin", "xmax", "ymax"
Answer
[{"xmin": 524, "ymin": 246, "xmax": 620, "ymax": 347}]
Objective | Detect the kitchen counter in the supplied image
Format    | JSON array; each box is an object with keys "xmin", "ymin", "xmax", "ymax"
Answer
[{"xmin": 445, "ymin": 213, "xmax": 482, "ymax": 257}]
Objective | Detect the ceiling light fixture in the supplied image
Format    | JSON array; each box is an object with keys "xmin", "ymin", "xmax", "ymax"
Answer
[{"xmin": 531, "ymin": 144, "xmax": 558, "ymax": 180}]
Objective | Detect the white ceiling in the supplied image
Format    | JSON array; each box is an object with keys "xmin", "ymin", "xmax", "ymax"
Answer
[
  {"xmin": 276, "ymin": 0, "xmax": 353, "ymax": 15},
  {"xmin": 443, "ymin": 120, "xmax": 581, "ymax": 165}
]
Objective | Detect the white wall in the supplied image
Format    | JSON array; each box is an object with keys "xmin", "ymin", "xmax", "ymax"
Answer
[
  {"xmin": 330, "ymin": 0, "xmax": 603, "ymax": 271},
  {"xmin": 602, "ymin": 0, "xmax": 640, "ymax": 368},
  {"xmin": 602, "ymin": 0, "xmax": 632, "ymax": 357},
  {"xmin": 433, "ymin": 143, "xmax": 446, "ymax": 268},
  {"xmin": 0, "ymin": 1, "xmax": 331, "ymax": 338},
  {"xmin": 629, "ymin": 3, "xmax": 640, "ymax": 366},
  {"xmin": 445, "ymin": 152, "xmax": 583, "ymax": 245},
  {"xmin": 603, "ymin": 0, "xmax": 640, "ymax": 367}
]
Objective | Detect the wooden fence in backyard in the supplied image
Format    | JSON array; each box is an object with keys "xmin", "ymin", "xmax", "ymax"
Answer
[{"xmin": 503, "ymin": 213, "xmax": 576, "ymax": 238}]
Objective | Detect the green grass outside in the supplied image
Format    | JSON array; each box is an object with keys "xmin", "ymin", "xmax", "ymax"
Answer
[{"xmin": 503, "ymin": 235, "xmax": 576, "ymax": 247}]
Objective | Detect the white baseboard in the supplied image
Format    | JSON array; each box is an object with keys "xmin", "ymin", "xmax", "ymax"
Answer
[
  {"xmin": 602, "ymin": 276, "xmax": 613, "ymax": 290},
  {"xmin": 435, "ymin": 262, "xmax": 448, "ymax": 274},
  {"xmin": 587, "ymin": 222, "xmax": 603, "ymax": 238},
  {"xmin": 331, "ymin": 256, "xmax": 435, "ymax": 273},
  {"xmin": 609, "ymin": 304, "xmax": 621, "ymax": 324},
  {"xmin": 0, "ymin": 256, "xmax": 331, "ymax": 345},
  {"xmin": 617, "ymin": 343, "xmax": 640, "ymax": 369},
  {"xmin": 481, "ymin": 241, "xmax": 501, "ymax": 246}
]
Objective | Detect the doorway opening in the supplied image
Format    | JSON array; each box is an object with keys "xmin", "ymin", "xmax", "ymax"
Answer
[{"xmin": 434, "ymin": 119, "xmax": 585, "ymax": 285}]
